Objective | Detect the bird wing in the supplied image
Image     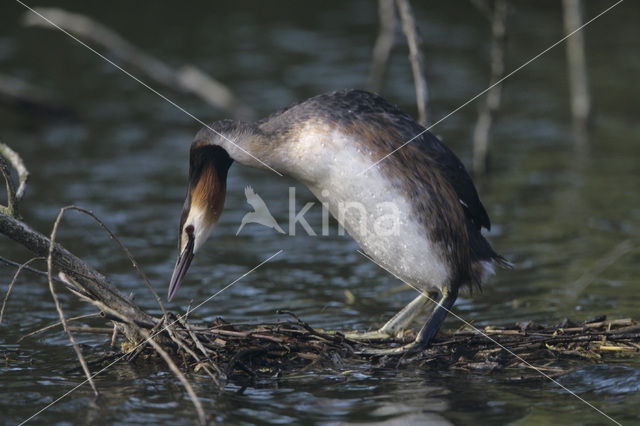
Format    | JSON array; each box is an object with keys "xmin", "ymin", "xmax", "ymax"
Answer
[
  {"xmin": 342, "ymin": 89, "xmax": 491, "ymax": 231},
  {"xmin": 416, "ymin": 131, "xmax": 491, "ymax": 231}
]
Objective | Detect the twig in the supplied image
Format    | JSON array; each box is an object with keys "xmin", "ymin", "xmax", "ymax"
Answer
[
  {"xmin": 0, "ymin": 142, "xmax": 29, "ymax": 205},
  {"xmin": 396, "ymin": 0, "xmax": 429, "ymax": 126},
  {"xmin": 110, "ymin": 324, "xmax": 119, "ymax": 348},
  {"xmin": 0, "ymin": 207, "xmax": 156, "ymax": 341},
  {"xmin": 126, "ymin": 318, "xmax": 166, "ymax": 363},
  {"xmin": 48, "ymin": 207, "xmax": 99, "ymax": 396},
  {"xmin": 368, "ymin": 0, "xmax": 397, "ymax": 92},
  {"xmin": 0, "ymin": 255, "xmax": 85, "ymax": 289},
  {"xmin": 472, "ymin": 0, "xmax": 508, "ymax": 176},
  {"xmin": 58, "ymin": 206, "xmax": 168, "ymax": 320},
  {"xmin": 23, "ymin": 7, "xmax": 253, "ymax": 120},
  {"xmin": 18, "ymin": 312, "xmax": 101, "ymax": 342},
  {"xmin": 140, "ymin": 328, "xmax": 207, "ymax": 425},
  {"xmin": 165, "ymin": 317, "xmax": 221, "ymax": 386},
  {"xmin": 67, "ymin": 326, "xmax": 113, "ymax": 334},
  {"xmin": 177, "ymin": 308, "xmax": 226, "ymax": 380},
  {"xmin": 1, "ymin": 257, "xmax": 44, "ymax": 325},
  {"xmin": 0, "ymin": 201, "xmax": 155, "ymax": 341}
]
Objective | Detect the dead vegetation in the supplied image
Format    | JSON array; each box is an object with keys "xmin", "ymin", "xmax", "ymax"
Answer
[{"xmin": 101, "ymin": 313, "xmax": 640, "ymax": 382}]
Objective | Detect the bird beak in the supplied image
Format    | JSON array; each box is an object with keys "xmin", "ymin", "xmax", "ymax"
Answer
[{"xmin": 168, "ymin": 233, "xmax": 195, "ymax": 301}]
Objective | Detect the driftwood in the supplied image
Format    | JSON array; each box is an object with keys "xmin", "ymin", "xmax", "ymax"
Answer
[
  {"xmin": 2, "ymin": 145, "xmax": 639, "ymax": 423},
  {"xmin": 22, "ymin": 7, "xmax": 254, "ymax": 121}
]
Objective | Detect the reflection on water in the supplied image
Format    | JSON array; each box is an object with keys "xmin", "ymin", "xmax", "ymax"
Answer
[{"xmin": 1, "ymin": 0, "xmax": 639, "ymax": 424}]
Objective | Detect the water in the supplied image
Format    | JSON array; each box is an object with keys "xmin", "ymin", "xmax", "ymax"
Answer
[{"xmin": 1, "ymin": 1, "xmax": 639, "ymax": 424}]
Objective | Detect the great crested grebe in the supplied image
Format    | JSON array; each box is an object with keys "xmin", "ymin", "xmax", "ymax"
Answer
[{"xmin": 169, "ymin": 89, "xmax": 509, "ymax": 353}]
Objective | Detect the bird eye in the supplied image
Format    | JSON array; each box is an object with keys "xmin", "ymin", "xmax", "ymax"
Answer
[{"xmin": 185, "ymin": 225, "xmax": 194, "ymax": 235}]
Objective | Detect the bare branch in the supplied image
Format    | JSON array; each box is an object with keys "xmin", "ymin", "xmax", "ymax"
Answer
[
  {"xmin": 0, "ymin": 211, "xmax": 155, "ymax": 342},
  {"xmin": 472, "ymin": 0, "xmax": 508, "ymax": 176},
  {"xmin": 23, "ymin": 7, "xmax": 253, "ymax": 120},
  {"xmin": 61, "ymin": 206, "xmax": 168, "ymax": 320},
  {"xmin": 48, "ymin": 207, "xmax": 99, "ymax": 396},
  {"xmin": 0, "ymin": 158, "xmax": 17, "ymax": 218},
  {"xmin": 18, "ymin": 312, "xmax": 101, "ymax": 342},
  {"xmin": 396, "ymin": 0, "xmax": 429, "ymax": 126},
  {"xmin": 177, "ymin": 309, "xmax": 226, "ymax": 381},
  {"xmin": 0, "ymin": 144, "xmax": 29, "ymax": 203},
  {"xmin": 368, "ymin": 0, "xmax": 397, "ymax": 92},
  {"xmin": 0, "ymin": 142, "xmax": 29, "ymax": 218},
  {"xmin": 141, "ymin": 328, "xmax": 207, "ymax": 425},
  {"xmin": 1, "ymin": 257, "xmax": 44, "ymax": 325}
]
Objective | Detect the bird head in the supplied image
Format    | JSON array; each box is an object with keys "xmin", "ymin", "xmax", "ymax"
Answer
[{"xmin": 168, "ymin": 142, "xmax": 233, "ymax": 301}]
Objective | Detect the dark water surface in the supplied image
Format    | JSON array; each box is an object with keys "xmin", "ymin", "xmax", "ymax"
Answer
[{"xmin": 1, "ymin": 1, "xmax": 639, "ymax": 424}]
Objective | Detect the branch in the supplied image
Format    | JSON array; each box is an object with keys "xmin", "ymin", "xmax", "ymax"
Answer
[
  {"xmin": 368, "ymin": 0, "xmax": 397, "ymax": 92},
  {"xmin": 141, "ymin": 327, "xmax": 207, "ymax": 425},
  {"xmin": 0, "ymin": 257, "xmax": 44, "ymax": 325},
  {"xmin": 61, "ymin": 206, "xmax": 168, "ymax": 320},
  {"xmin": 23, "ymin": 7, "xmax": 254, "ymax": 120},
  {"xmin": 0, "ymin": 212, "xmax": 155, "ymax": 341},
  {"xmin": 0, "ymin": 142, "xmax": 29, "ymax": 218},
  {"xmin": 48, "ymin": 208, "xmax": 99, "ymax": 396},
  {"xmin": 396, "ymin": 0, "xmax": 429, "ymax": 126},
  {"xmin": 472, "ymin": 0, "xmax": 508, "ymax": 176}
]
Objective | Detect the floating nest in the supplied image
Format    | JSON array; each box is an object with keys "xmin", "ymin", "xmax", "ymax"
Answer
[{"xmin": 92, "ymin": 312, "xmax": 640, "ymax": 385}]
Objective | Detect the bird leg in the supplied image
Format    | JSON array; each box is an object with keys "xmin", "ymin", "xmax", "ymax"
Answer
[
  {"xmin": 357, "ymin": 286, "xmax": 458, "ymax": 355},
  {"xmin": 345, "ymin": 290, "xmax": 437, "ymax": 341}
]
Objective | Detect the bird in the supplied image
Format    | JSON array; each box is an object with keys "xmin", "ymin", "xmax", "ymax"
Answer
[
  {"xmin": 236, "ymin": 186, "xmax": 285, "ymax": 235},
  {"xmin": 168, "ymin": 89, "xmax": 509, "ymax": 353}
]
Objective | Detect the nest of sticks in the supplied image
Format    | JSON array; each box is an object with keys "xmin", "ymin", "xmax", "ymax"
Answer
[{"xmin": 91, "ymin": 311, "xmax": 640, "ymax": 386}]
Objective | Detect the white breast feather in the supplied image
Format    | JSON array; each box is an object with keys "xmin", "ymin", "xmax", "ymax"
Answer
[{"xmin": 288, "ymin": 125, "xmax": 450, "ymax": 292}]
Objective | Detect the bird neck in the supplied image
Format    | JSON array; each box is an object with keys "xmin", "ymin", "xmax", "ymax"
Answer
[{"xmin": 194, "ymin": 120, "xmax": 286, "ymax": 172}]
